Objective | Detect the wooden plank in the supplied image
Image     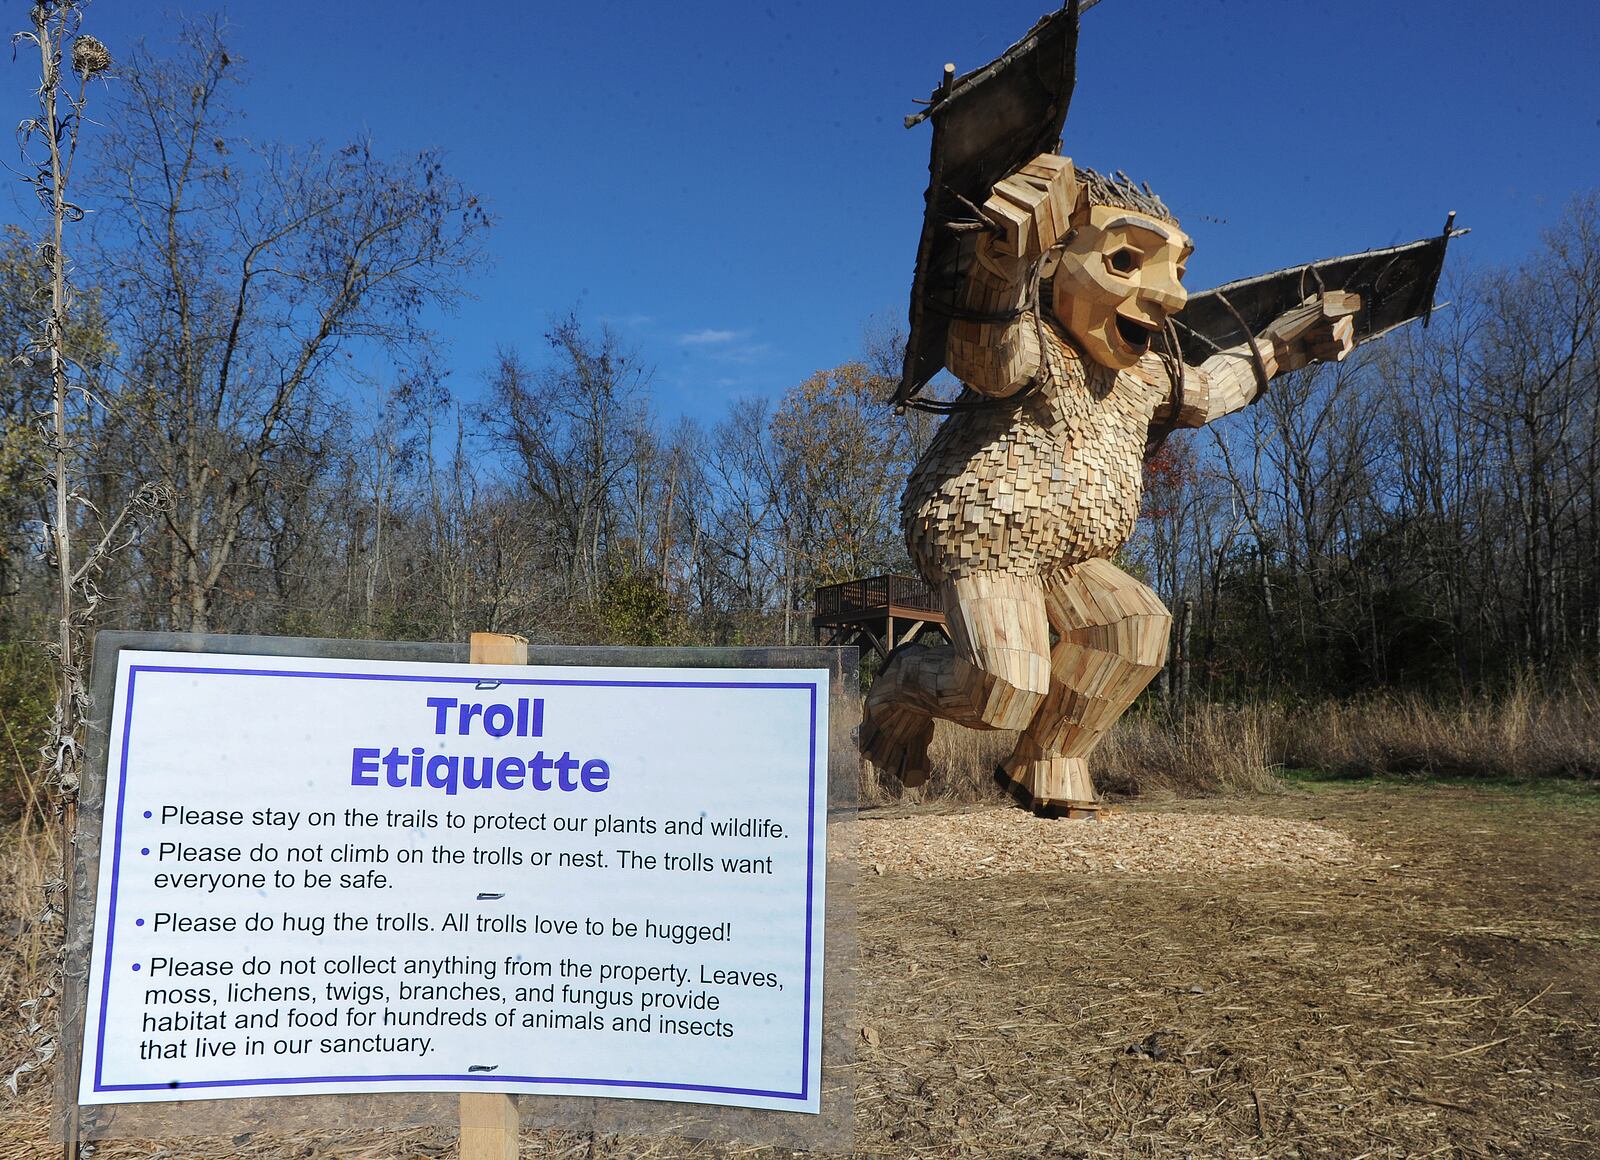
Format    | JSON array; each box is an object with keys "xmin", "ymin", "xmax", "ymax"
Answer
[
  {"xmin": 459, "ymin": 1090, "xmax": 521, "ymax": 1160},
  {"xmin": 470, "ymin": 632, "xmax": 528, "ymax": 667},
  {"xmin": 459, "ymin": 631, "xmax": 529, "ymax": 1160}
]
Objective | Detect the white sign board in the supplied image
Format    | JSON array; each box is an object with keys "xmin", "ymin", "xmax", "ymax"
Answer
[{"xmin": 79, "ymin": 651, "xmax": 829, "ymax": 1113}]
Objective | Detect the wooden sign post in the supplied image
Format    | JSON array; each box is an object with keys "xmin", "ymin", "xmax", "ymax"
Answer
[{"xmin": 457, "ymin": 632, "xmax": 527, "ymax": 1160}]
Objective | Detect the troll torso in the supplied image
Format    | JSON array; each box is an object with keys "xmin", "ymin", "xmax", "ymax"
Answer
[{"xmin": 903, "ymin": 318, "xmax": 1171, "ymax": 583}]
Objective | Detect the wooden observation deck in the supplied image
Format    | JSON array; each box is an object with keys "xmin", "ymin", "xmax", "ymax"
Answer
[{"xmin": 812, "ymin": 574, "xmax": 950, "ymax": 661}]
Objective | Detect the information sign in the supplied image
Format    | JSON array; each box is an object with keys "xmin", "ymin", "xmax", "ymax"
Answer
[{"xmin": 78, "ymin": 650, "xmax": 829, "ymax": 1113}]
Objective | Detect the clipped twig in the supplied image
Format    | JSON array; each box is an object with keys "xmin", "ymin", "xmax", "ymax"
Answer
[
  {"xmin": 1390, "ymin": 1088, "xmax": 1473, "ymax": 1114},
  {"xmin": 1508, "ymin": 984, "xmax": 1552, "ymax": 1018}
]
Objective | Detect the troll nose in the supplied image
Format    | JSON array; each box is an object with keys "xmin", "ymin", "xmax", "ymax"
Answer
[{"xmin": 1142, "ymin": 275, "xmax": 1188, "ymax": 316}]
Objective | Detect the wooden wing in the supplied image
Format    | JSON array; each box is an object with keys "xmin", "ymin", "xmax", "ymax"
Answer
[
  {"xmin": 1173, "ymin": 227, "xmax": 1463, "ymax": 365},
  {"xmin": 896, "ymin": 2, "xmax": 1082, "ymax": 406}
]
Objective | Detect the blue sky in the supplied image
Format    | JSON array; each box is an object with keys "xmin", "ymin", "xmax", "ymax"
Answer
[{"xmin": 7, "ymin": 0, "xmax": 1598, "ymax": 425}]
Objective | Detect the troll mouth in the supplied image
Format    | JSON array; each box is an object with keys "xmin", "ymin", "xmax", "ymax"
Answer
[{"xmin": 1114, "ymin": 313, "xmax": 1157, "ymax": 354}]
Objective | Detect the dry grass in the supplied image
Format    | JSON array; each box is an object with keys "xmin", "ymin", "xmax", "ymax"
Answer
[
  {"xmin": 1097, "ymin": 705, "xmax": 1276, "ymax": 797},
  {"xmin": 862, "ymin": 679, "xmax": 1600, "ymax": 807},
  {"xmin": 1, "ymin": 819, "xmax": 60, "ymax": 1130},
  {"xmin": 867, "ymin": 703, "xmax": 1277, "ymax": 806},
  {"xmin": 1275, "ymin": 680, "xmax": 1600, "ymax": 781}
]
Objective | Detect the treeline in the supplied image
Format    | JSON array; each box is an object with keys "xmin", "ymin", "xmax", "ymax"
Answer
[{"xmin": 2, "ymin": 24, "xmax": 1598, "ymax": 816}]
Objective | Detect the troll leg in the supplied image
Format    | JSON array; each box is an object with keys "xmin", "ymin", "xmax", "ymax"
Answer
[
  {"xmin": 1001, "ymin": 559, "xmax": 1171, "ymax": 812},
  {"xmin": 861, "ymin": 571, "xmax": 1050, "ymax": 786}
]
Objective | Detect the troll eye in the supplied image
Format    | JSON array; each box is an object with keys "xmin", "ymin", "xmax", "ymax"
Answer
[{"xmin": 1107, "ymin": 248, "xmax": 1138, "ymax": 275}]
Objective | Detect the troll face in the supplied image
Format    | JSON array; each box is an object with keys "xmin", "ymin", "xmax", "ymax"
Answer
[{"xmin": 1051, "ymin": 203, "xmax": 1192, "ymax": 371}]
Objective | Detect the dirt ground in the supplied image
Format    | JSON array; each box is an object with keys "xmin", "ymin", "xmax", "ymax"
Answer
[
  {"xmin": 847, "ymin": 783, "xmax": 1600, "ymax": 1160},
  {"xmin": 5, "ymin": 781, "xmax": 1597, "ymax": 1159}
]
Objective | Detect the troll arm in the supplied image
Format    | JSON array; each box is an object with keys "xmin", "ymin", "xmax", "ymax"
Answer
[
  {"xmin": 1156, "ymin": 291, "xmax": 1360, "ymax": 427},
  {"xmin": 945, "ymin": 154, "xmax": 1078, "ymax": 397}
]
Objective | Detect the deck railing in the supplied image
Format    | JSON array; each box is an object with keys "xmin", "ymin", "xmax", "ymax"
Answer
[{"xmin": 813, "ymin": 574, "xmax": 941, "ymax": 620}]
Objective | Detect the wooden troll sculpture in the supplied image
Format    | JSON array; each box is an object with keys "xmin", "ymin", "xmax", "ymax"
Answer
[
  {"xmin": 863, "ymin": 5, "xmax": 1455, "ymax": 815},
  {"xmin": 862, "ymin": 159, "xmax": 1356, "ymax": 813}
]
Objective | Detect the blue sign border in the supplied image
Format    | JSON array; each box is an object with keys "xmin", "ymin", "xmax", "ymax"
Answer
[{"xmin": 91, "ymin": 662, "xmax": 823, "ymax": 1104}]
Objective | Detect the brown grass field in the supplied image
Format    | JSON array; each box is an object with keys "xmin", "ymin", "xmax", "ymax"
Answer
[{"xmin": 3, "ymin": 772, "xmax": 1596, "ymax": 1159}]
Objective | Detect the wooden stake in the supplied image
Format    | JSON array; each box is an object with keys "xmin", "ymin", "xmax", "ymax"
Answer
[{"xmin": 458, "ymin": 632, "xmax": 528, "ymax": 1160}]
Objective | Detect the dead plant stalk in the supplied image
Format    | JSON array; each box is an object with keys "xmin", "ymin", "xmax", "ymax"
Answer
[{"xmin": 12, "ymin": 3, "xmax": 117, "ymax": 1151}]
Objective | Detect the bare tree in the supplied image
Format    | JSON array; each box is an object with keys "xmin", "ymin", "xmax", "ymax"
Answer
[
  {"xmin": 483, "ymin": 318, "xmax": 652, "ymax": 620},
  {"xmin": 1379, "ymin": 271, "xmax": 1491, "ymax": 688},
  {"xmin": 1472, "ymin": 197, "xmax": 1600, "ymax": 667},
  {"xmin": 697, "ymin": 397, "xmax": 786, "ymax": 640},
  {"xmin": 90, "ymin": 21, "xmax": 488, "ymax": 632}
]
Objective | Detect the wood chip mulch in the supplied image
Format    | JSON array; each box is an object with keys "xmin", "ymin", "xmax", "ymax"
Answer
[{"xmin": 852, "ymin": 805, "xmax": 1364, "ymax": 878}]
